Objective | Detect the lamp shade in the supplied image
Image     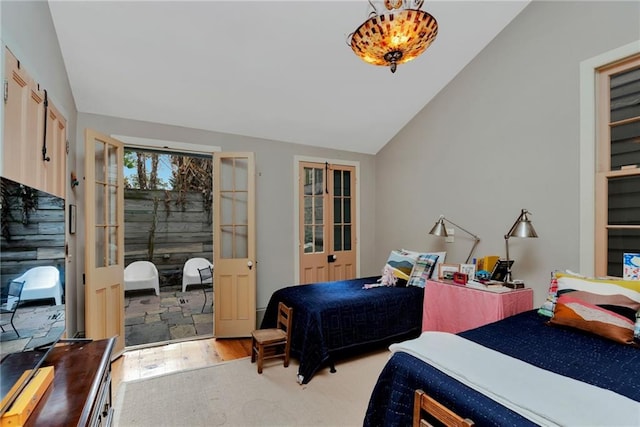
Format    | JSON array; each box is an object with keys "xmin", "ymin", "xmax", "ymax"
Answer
[
  {"xmin": 503, "ymin": 208, "xmax": 538, "ymax": 284},
  {"xmin": 428, "ymin": 217, "xmax": 448, "ymax": 237},
  {"xmin": 348, "ymin": 1, "xmax": 438, "ymax": 73},
  {"xmin": 428, "ymin": 215, "xmax": 480, "ymax": 264},
  {"xmin": 507, "ymin": 210, "xmax": 538, "ymax": 238}
]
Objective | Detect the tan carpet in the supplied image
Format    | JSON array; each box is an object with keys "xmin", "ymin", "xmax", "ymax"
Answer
[{"xmin": 113, "ymin": 349, "xmax": 390, "ymax": 426}]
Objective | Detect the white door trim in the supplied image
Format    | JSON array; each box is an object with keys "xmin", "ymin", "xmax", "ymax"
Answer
[{"xmin": 112, "ymin": 135, "xmax": 222, "ymax": 154}]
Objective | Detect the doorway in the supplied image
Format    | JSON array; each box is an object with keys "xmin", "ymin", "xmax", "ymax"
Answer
[
  {"xmin": 298, "ymin": 161, "xmax": 358, "ymax": 284},
  {"xmin": 121, "ymin": 148, "xmax": 214, "ymax": 347}
]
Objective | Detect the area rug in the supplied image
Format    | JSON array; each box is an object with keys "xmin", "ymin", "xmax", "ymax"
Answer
[{"xmin": 113, "ymin": 349, "xmax": 390, "ymax": 426}]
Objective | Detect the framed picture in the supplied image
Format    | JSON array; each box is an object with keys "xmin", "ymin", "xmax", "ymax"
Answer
[
  {"xmin": 69, "ymin": 204, "xmax": 77, "ymax": 234},
  {"xmin": 438, "ymin": 263, "xmax": 460, "ymax": 280},
  {"xmin": 623, "ymin": 253, "xmax": 640, "ymax": 280},
  {"xmin": 459, "ymin": 263, "xmax": 476, "ymax": 281}
]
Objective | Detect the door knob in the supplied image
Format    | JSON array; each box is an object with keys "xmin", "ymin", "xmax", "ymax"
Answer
[{"xmin": 248, "ymin": 260, "xmax": 253, "ymax": 270}]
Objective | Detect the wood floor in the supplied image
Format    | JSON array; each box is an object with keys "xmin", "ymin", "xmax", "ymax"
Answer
[{"xmin": 111, "ymin": 337, "xmax": 252, "ymax": 393}]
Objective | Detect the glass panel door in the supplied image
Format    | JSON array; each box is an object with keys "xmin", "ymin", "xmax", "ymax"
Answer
[
  {"xmin": 303, "ymin": 165, "xmax": 325, "ymax": 254},
  {"xmin": 84, "ymin": 129, "xmax": 125, "ymax": 355},
  {"xmin": 299, "ymin": 161, "xmax": 357, "ymax": 283},
  {"xmin": 214, "ymin": 152, "xmax": 256, "ymax": 337}
]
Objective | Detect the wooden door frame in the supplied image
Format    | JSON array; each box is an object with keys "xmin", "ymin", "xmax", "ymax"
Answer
[
  {"xmin": 578, "ymin": 40, "xmax": 640, "ymax": 275},
  {"xmin": 101, "ymin": 135, "xmax": 221, "ymax": 343},
  {"xmin": 293, "ymin": 156, "xmax": 360, "ymax": 283},
  {"xmin": 84, "ymin": 129, "xmax": 126, "ymax": 356},
  {"xmin": 214, "ymin": 152, "xmax": 256, "ymax": 337}
]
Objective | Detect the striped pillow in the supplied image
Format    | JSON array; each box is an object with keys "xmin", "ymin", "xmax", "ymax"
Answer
[
  {"xmin": 549, "ymin": 273, "xmax": 640, "ymax": 345},
  {"xmin": 538, "ymin": 270, "xmax": 588, "ymax": 317},
  {"xmin": 406, "ymin": 254, "xmax": 440, "ymax": 288},
  {"xmin": 537, "ymin": 273, "xmax": 559, "ymax": 318}
]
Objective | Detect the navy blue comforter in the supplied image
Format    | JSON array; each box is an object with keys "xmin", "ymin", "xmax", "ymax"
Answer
[
  {"xmin": 261, "ymin": 277, "xmax": 424, "ymax": 384},
  {"xmin": 364, "ymin": 310, "xmax": 640, "ymax": 426}
]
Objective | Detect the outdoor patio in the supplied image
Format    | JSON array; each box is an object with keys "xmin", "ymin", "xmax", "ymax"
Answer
[
  {"xmin": 0, "ymin": 285, "xmax": 213, "ymax": 358},
  {"xmin": 124, "ymin": 284, "xmax": 213, "ymax": 347},
  {"xmin": 0, "ymin": 302, "xmax": 65, "ymax": 358}
]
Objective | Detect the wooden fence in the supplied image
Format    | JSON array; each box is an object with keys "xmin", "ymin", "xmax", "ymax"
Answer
[
  {"xmin": 0, "ymin": 184, "xmax": 212, "ymax": 290},
  {"xmin": 0, "ymin": 179, "xmax": 66, "ymax": 287},
  {"xmin": 124, "ymin": 189, "xmax": 213, "ymax": 287}
]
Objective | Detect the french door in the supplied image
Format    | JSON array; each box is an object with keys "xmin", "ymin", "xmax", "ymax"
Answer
[
  {"xmin": 214, "ymin": 152, "xmax": 256, "ymax": 337},
  {"xmin": 299, "ymin": 161, "xmax": 357, "ymax": 284},
  {"xmin": 84, "ymin": 130, "xmax": 126, "ymax": 356}
]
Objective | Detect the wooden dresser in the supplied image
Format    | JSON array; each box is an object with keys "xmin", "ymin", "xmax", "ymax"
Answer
[{"xmin": 20, "ymin": 338, "xmax": 115, "ymax": 426}]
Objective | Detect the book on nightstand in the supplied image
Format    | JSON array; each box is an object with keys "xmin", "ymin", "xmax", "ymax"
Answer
[
  {"xmin": 468, "ymin": 279, "xmax": 503, "ymax": 288},
  {"xmin": 466, "ymin": 280, "xmax": 513, "ymax": 293},
  {"xmin": 503, "ymin": 280, "xmax": 525, "ymax": 289}
]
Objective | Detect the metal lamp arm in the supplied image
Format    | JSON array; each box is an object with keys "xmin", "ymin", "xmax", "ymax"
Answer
[
  {"xmin": 442, "ymin": 217, "xmax": 481, "ymax": 264},
  {"xmin": 505, "ymin": 209, "xmax": 526, "ymax": 240},
  {"xmin": 466, "ymin": 238, "xmax": 480, "ymax": 264},
  {"xmin": 504, "ymin": 236, "xmax": 512, "ymax": 283},
  {"xmin": 503, "ymin": 210, "xmax": 525, "ymax": 284}
]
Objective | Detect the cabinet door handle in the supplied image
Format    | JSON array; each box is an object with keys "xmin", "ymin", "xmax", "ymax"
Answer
[{"xmin": 42, "ymin": 89, "xmax": 50, "ymax": 162}]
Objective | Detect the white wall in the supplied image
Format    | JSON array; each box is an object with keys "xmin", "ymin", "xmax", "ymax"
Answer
[{"xmin": 374, "ymin": 1, "xmax": 640, "ymax": 307}]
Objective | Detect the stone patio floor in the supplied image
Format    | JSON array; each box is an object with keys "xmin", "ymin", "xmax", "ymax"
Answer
[
  {"xmin": 124, "ymin": 284, "xmax": 213, "ymax": 347},
  {"xmin": 0, "ymin": 285, "xmax": 213, "ymax": 358},
  {"xmin": 0, "ymin": 303, "xmax": 66, "ymax": 358}
]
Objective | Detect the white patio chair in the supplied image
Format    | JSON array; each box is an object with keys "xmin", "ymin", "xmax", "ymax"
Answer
[
  {"xmin": 182, "ymin": 258, "xmax": 213, "ymax": 292},
  {"xmin": 124, "ymin": 261, "xmax": 160, "ymax": 296},
  {"xmin": 14, "ymin": 266, "xmax": 63, "ymax": 305}
]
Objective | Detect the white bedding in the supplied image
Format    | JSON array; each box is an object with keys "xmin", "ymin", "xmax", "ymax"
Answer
[{"xmin": 390, "ymin": 332, "xmax": 640, "ymax": 427}]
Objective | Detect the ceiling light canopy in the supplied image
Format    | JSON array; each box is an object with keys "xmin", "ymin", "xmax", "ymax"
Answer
[{"xmin": 348, "ymin": 0, "xmax": 438, "ymax": 73}]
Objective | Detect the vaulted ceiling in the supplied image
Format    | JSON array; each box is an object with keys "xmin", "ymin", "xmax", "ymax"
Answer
[{"xmin": 48, "ymin": 1, "xmax": 529, "ymax": 154}]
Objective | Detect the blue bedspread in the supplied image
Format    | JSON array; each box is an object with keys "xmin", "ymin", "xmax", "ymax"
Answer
[
  {"xmin": 364, "ymin": 310, "xmax": 640, "ymax": 426},
  {"xmin": 261, "ymin": 277, "xmax": 424, "ymax": 384}
]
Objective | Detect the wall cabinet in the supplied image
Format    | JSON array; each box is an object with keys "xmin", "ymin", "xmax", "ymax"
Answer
[
  {"xmin": 41, "ymin": 102, "xmax": 67, "ymax": 197},
  {"xmin": 3, "ymin": 47, "xmax": 66, "ymax": 198}
]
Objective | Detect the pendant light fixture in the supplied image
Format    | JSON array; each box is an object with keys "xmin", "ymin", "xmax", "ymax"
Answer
[{"xmin": 348, "ymin": 0, "xmax": 438, "ymax": 73}]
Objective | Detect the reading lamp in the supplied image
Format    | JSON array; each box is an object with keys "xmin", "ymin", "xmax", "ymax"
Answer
[
  {"xmin": 504, "ymin": 209, "xmax": 538, "ymax": 284},
  {"xmin": 428, "ymin": 215, "xmax": 480, "ymax": 263}
]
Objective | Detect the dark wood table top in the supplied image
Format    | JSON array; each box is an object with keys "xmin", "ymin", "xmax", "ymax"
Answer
[{"xmin": 19, "ymin": 338, "xmax": 115, "ymax": 427}]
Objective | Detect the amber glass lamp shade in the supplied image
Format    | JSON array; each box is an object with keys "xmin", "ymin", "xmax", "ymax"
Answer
[{"xmin": 349, "ymin": 7, "xmax": 438, "ymax": 73}]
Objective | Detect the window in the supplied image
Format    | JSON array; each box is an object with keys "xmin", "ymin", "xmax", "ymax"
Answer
[{"xmin": 595, "ymin": 54, "xmax": 640, "ymax": 277}]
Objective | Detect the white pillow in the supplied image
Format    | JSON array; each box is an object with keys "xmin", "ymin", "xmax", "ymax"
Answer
[{"xmin": 402, "ymin": 249, "xmax": 446, "ymax": 279}]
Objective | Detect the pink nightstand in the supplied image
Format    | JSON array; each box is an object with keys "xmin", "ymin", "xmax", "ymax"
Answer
[{"xmin": 422, "ymin": 279, "xmax": 533, "ymax": 333}]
